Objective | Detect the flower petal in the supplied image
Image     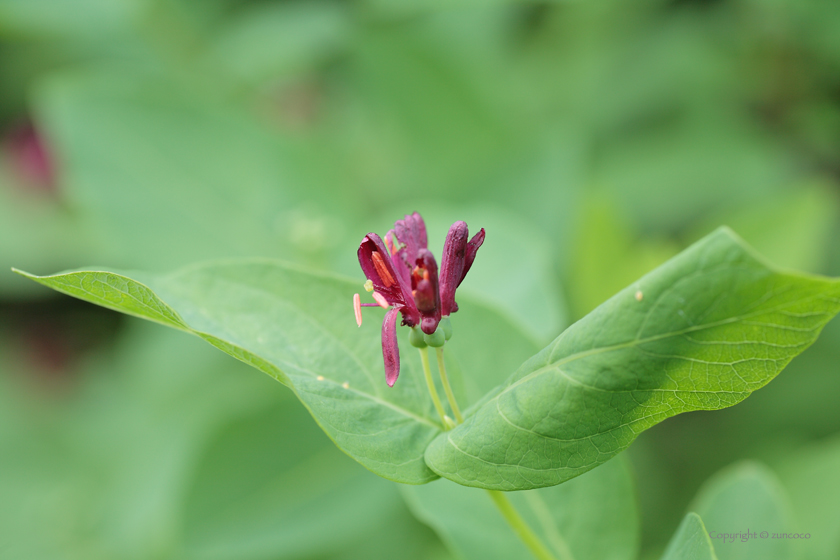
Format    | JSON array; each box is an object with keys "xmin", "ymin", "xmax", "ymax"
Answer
[
  {"xmin": 410, "ymin": 211, "xmax": 428, "ymax": 250},
  {"xmin": 386, "ymin": 228, "xmax": 413, "ymax": 289},
  {"xmin": 414, "ymin": 248, "xmax": 441, "ymax": 334},
  {"xmin": 439, "ymin": 221, "xmax": 468, "ymax": 317},
  {"xmin": 358, "ymin": 233, "xmax": 412, "ymax": 308},
  {"xmin": 459, "ymin": 227, "xmax": 485, "ymax": 286},
  {"xmin": 394, "ymin": 212, "xmax": 428, "ymax": 267},
  {"xmin": 381, "ymin": 307, "xmax": 401, "ymax": 387}
]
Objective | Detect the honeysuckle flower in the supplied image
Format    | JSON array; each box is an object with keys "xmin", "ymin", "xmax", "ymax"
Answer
[{"xmin": 355, "ymin": 212, "xmax": 485, "ymax": 387}]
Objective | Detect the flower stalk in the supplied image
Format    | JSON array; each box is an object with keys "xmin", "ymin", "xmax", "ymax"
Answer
[
  {"xmin": 435, "ymin": 347, "xmax": 463, "ymax": 424},
  {"xmin": 486, "ymin": 490, "xmax": 560, "ymax": 560},
  {"xmin": 418, "ymin": 347, "xmax": 448, "ymax": 426}
]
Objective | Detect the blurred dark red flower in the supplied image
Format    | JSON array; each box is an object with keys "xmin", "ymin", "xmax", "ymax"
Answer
[{"xmin": 3, "ymin": 122, "xmax": 56, "ymax": 193}]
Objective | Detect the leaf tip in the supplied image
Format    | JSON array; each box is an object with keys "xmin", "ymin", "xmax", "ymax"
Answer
[
  {"xmin": 10, "ymin": 267, "xmax": 37, "ymax": 279},
  {"xmin": 710, "ymin": 225, "xmax": 743, "ymax": 245}
]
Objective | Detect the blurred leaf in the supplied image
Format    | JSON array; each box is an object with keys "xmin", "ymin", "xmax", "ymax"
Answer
[
  {"xmin": 342, "ymin": 23, "xmax": 518, "ymax": 199},
  {"xmin": 443, "ymin": 293, "xmax": 540, "ymax": 410},
  {"xmin": 0, "ymin": 0, "xmax": 145, "ymax": 38},
  {"xmin": 660, "ymin": 513, "xmax": 718, "ymax": 560},
  {"xmin": 179, "ymin": 386, "xmax": 442, "ymax": 560},
  {"xmin": 33, "ymin": 70, "xmax": 313, "ymax": 270},
  {"xmin": 691, "ymin": 462, "xmax": 795, "ymax": 560},
  {"xmin": 687, "ymin": 182, "xmax": 839, "ymax": 274},
  {"xmin": 414, "ymin": 204, "xmax": 568, "ymax": 345},
  {"xmin": 773, "ymin": 435, "xmax": 840, "ymax": 560},
  {"xmin": 0, "ymin": 322, "xmax": 445, "ymax": 559},
  {"xmin": 424, "ymin": 228, "xmax": 840, "ymax": 490},
  {"xmin": 567, "ymin": 196, "xmax": 677, "ymax": 320},
  {"xmin": 402, "ymin": 456, "xmax": 638, "ymax": 560},
  {"xmin": 208, "ymin": 1, "xmax": 349, "ymax": 87},
  {"xmin": 0, "ymin": 324, "xmax": 277, "ymax": 560},
  {"xmin": 595, "ymin": 116, "xmax": 796, "ymax": 231},
  {"xmin": 0, "ymin": 164, "xmax": 94, "ymax": 295}
]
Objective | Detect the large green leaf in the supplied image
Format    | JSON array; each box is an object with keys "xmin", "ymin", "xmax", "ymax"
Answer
[
  {"xmin": 12, "ymin": 260, "xmax": 536, "ymax": 486},
  {"xmin": 402, "ymin": 456, "xmax": 638, "ymax": 560},
  {"xmin": 660, "ymin": 514, "xmax": 718, "ymax": 560},
  {"xmin": 14, "ymin": 262, "xmax": 441, "ymax": 484},
  {"xmin": 424, "ymin": 228, "xmax": 840, "ymax": 490}
]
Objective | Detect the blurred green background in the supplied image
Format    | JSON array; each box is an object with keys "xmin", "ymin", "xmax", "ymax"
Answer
[{"xmin": 1, "ymin": 0, "xmax": 839, "ymax": 558}]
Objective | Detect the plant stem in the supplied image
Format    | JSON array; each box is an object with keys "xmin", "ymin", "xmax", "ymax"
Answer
[
  {"xmin": 419, "ymin": 347, "xmax": 448, "ymax": 426},
  {"xmin": 487, "ymin": 490, "xmax": 559, "ymax": 560},
  {"xmin": 435, "ymin": 347, "xmax": 463, "ymax": 424}
]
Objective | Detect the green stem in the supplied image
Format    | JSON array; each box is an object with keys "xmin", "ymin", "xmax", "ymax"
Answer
[
  {"xmin": 419, "ymin": 347, "xmax": 448, "ymax": 426},
  {"xmin": 435, "ymin": 347, "xmax": 463, "ymax": 424},
  {"xmin": 487, "ymin": 490, "xmax": 559, "ymax": 560}
]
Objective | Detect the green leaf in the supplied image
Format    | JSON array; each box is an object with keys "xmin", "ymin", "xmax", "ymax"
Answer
[
  {"xmin": 209, "ymin": 2, "xmax": 349, "ymax": 87},
  {"xmin": 567, "ymin": 195, "xmax": 677, "ymax": 320},
  {"xmin": 660, "ymin": 513, "xmax": 719, "ymax": 560},
  {"xmin": 14, "ymin": 262, "xmax": 441, "ymax": 484},
  {"xmin": 691, "ymin": 462, "xmax": 795, "ymax": 560},
  {"xmin": 772, "ymin": 435, "xmax": 840, "ymax": 560},
  {"xmin": 13, "ymin": 260, "xmax": 538, "ymax": 487},
  {"xmin": 180, "ymin": 389, "xmax": 442, "ymax": 560},
  {"xmin": 402, "ymin": 456, "xmax": 638, "ymax": 560},
  {"xmin": 686, "ymin": 181, "xmax": 838, "ymax": 274},
  {"xmin": 0, "ymin": 323, "xmax": 444, "ymax": 560},
  {"xmin": 424, "ymin": 228, "xmax": 840, "ymax": 490},
  {"xmin": 33, "ymin": 71, "xmax": 301, "ymax": 271}
]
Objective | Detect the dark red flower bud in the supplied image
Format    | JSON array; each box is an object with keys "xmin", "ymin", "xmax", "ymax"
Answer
[
  {"xmin": 412, "ymin": 249, "xmax": 441, "ymax": 334},
  {"xmin": 439, "ymin": 221, "xmax": 468, "ymax": 317}
]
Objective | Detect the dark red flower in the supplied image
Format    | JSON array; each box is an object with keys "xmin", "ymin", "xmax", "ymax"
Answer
[
  {"xmin": 355, "ymin": 212, "xmax": 485, "ymax": 386},
  {"xmin": 3, "ymin": 122, "xmax": 56, "ymax": 194}
]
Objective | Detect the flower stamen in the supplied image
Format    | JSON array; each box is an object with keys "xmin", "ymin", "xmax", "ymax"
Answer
[
  {"xmin": 353, "ymin": 293, "xmax": 363, "ymax": 326},
  {"xmin": 372, "ymin": 291, "xmax": 390, "ymax": 309},
  {"xmin": 371, "ymin": 251, "xmax": 395, "ymax": 287}
]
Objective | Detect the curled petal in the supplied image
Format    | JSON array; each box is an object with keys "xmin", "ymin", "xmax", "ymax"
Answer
[
  {"xmin": 459, "ymin": 227, "xmax": 485, "ymax": 286},
  {"xmin": 358, "ymin": 233, "xmax": 414, "ymax": 311},
  {"xmin": 381, "ymin": 307, "xmax": 401, "ymax": 387},
  {"xmin": 439, "ymin": 221, "xmax": 468, "ymax": 317}
]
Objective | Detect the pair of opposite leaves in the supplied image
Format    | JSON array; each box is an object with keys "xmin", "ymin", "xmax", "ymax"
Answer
[{"xmin": 15, "ymin": 228, "xmax": 840, "ymax": 490}]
